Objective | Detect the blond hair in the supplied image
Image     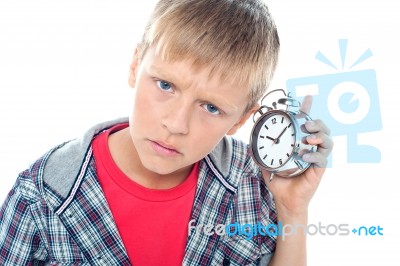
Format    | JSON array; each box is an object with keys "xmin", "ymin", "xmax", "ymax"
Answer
[{"xmin": 139, "ymin": 0, "xmax": 280, "ymax": 112}]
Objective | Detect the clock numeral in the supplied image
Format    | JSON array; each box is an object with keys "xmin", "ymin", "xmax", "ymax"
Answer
[
  {"xmin": 259, "ymin": 146, "xmax": 264, "ymax": 150},
  {"xmin": 279, "ymin": 159, "xmax": 283, "ymax": 165},
  {"xmin": 263, "ymin": 154, "xmax": 268, "ymax": 160},
  {"xmin": 272, "ymin": 118, "xmax": 277, "ymax": 124},
  {"xmin": 286, "ymin": 153, "xmax": 290, "ymax": 157},
  {"xmin": 260, "ymin": 136, "xmax": 265, "ymax": 139},
  {"xmin": 288, "ymin": 123, "xmax": 292, "ymax": 128},
  {"xmin": 264, "ymin": 125, "xmax": 269, "ymax": 130},
  {"xmin": 281, "ymin": 117, "xmax": 284, "ymax": 123},
  {"xmin": 271, "ymin": 159, "xmax": 274, "ymax": 165}
]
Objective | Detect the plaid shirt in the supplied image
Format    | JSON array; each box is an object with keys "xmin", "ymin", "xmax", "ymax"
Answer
[{"xmin": 0, "ymin": 118, "xmax": 277, "ymax": 265}]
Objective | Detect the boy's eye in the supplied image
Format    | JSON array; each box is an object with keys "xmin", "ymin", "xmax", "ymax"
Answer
[
  {"xmin": 203, "ymin": 104, "xmax": 221, "ymax": 115},
  {"xmin": 157, "ymin": 80, "xmax": 172, "ymax": 91}
]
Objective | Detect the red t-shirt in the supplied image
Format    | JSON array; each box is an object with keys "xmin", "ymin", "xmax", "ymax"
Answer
[{"xmin": 92, "ymin": 123, "xmax": 198, "ymax": 265}]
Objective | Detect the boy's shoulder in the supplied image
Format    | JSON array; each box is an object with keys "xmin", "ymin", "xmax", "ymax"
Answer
[
  {"xmin": 40, "ymin": 117, "xmax": 129, "ymax": 198},
  {"xmin": 11, "ymin": 118, "xmax": 129, "ymax": 205}
]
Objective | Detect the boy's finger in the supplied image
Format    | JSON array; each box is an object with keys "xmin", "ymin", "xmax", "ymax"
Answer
[
  {"xmin": 300, "ymin": 95, "xmax": 313, "ymax": 115},
  {"xmin": 305, "ymin": 133, "xmax": 333, "ymax": 157},
  {"xmin": 304, "ymin": 119, "xmax": 331, "ymax": 136},
  {"xmin": 302, "ymin": 151, "xmax": 328, "ymax": 168}
]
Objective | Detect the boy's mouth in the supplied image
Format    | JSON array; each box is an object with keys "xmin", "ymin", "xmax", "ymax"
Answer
[{"xmin": 149, "ymin": 140, "xmax": 181, "ymax": 156}]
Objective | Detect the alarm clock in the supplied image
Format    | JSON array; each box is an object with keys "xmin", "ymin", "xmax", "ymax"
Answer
[{"xmin": 249, "ymin": 89, "xmax": 317, "ymax": 177}]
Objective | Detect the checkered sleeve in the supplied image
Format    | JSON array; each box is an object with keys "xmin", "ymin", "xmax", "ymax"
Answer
[{"xmin": 0, "ymin": 173, "xmax": 47, "ymax": 265}]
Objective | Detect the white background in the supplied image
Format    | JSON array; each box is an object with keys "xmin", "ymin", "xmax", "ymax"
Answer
[{"xmin": 1, "ymin": 0, "xmax": 399, "ymax": 265}]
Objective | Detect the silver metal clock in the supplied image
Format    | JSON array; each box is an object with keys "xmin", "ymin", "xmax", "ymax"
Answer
[{"xmin": 250, "ymin": 89, "xmax": 317, "ymax": 177}]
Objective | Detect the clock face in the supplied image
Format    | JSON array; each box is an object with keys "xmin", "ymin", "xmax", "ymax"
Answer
[{"xmin": 252, "ymin": 111, "xmax": 296, "ymax": 169}]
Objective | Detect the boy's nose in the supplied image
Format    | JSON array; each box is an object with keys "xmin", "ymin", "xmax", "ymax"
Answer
[{"xmin": 161, "ymin": 102, "xmax": 190, "ymax": 135}]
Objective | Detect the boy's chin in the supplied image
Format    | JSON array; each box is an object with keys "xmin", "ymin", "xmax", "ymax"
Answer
[{"xmin": 141, "ymin": 160, "xmax": 193, "ymax": 176}]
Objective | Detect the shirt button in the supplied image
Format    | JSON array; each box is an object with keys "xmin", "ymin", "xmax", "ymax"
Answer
[{"xmin": 223, "ymin": 258, "xmax": 230, "ymax": 266}]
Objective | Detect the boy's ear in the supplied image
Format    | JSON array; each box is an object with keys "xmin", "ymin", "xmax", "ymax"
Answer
[
  {"xmin": 128, "ymin": 45, "xmax": 140, "ymax": 88},
  {"xmin": 227, "ymin": 104, "xmax": 260, "ymax": 135}
]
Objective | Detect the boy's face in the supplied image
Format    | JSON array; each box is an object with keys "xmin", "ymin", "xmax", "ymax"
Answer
[{"xmin": 128, "ymin": 45, "xmax": 256, "ymax": 176}]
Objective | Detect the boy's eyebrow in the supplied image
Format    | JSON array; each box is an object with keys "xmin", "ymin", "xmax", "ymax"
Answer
[
  {"xmin": 148, "ymin": 64, "xmax": 178, "ymax": 85},
  {"xmin": 200, "ymin": 92, "xmax": 239, "ymax": 112},
  {"xmin": 148, "ymin": 64, "xmax": 240, "ymax": 112}
]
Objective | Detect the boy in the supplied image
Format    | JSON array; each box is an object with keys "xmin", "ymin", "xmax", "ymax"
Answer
[{"xmin": 0, "ymin": 0, "xmax": 332, "ymax": 265}]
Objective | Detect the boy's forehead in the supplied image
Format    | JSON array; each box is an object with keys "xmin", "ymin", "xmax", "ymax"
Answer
[{"xmin": 143, "ymin": 46, "xmax": 250, "ymax": 91}]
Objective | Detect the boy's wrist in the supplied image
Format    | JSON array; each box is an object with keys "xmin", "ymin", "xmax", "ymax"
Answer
[
  {"xmin": 269, "ymin": 204, "xmax": 308, "ymax": 266},
  {"xmin": 275, "ymin": 203, "xmax": 309, "ymax": 224}
]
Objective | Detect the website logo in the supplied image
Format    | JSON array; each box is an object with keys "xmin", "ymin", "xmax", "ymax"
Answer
[
  {"xmin": 188, "ymin": 220, "xmax": 384, "ymax": 241},
  {"xmin": 286, "ymin": 39, "xmax": 382, "ymax": 164}
]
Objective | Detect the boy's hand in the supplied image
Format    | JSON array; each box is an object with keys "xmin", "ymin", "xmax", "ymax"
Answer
[{"xmin": 261, "ymin": 95, "xmax": 333, "ymax": 216}]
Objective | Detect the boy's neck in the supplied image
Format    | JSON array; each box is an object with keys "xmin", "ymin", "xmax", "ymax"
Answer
[{"xmin": 108, "ymin": 128, "xmax": 192, "ymax": 190}]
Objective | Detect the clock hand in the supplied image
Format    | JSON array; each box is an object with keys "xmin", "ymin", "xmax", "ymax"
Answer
[
  {"xmin": 266, "ymin": 136, "xmax": 275, "ymax": 142},
  {"xmin": 275, "ymin": 126, "xmax": 287, "ymax": 144}
]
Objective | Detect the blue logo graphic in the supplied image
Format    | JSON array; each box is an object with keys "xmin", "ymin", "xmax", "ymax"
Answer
[
  {"xmin": 352, "ymin": 225, "xmax": 383, "ymax": 236},
  {"xmin": 286, "ymin": 39, "xmax": 382, "ymax": 163}
]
